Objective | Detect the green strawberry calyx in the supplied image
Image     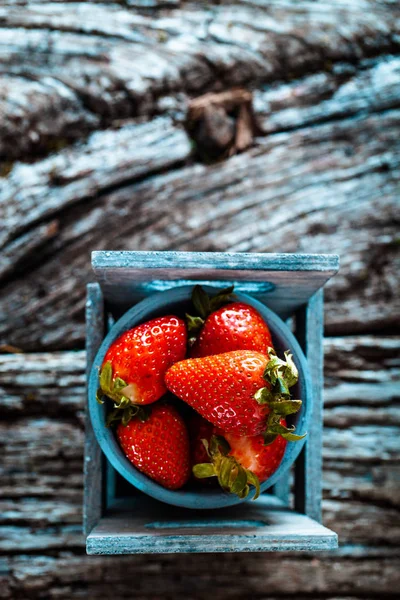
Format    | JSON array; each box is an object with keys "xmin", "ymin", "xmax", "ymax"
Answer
[
  {"xmin": 254, "ymin": 347, "xmax": 306, "ymax": 445},
  {"xmin": 96, "ymin": 361, "xmax": 150, "ymax": 427},
  {"xmin": 193, "ymin": 435, "xmax": 261, "ymax": 500},
  {"xmin": 186, "ymin": 284, "xmax": 235, "ymax": 338}
]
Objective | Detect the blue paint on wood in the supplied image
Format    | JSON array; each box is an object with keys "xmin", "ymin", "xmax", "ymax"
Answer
[
  {"xmin": 294, "ymin": 290, "xmax": 325, "ymax": 522},
  {"xmin": 92, "ymin": 251, "xmax": 339, "ymax": 319},
  {"xmin": 145, "ymin": 519, "xmax": 269, "ymax": 529},
  {"xmin": 92, "ymin": 250, "xmax": 339, "ymax": 272},
  {"xmin": 86, "ymin": 495, "xmax": 338, "ymax": 555},
  {"xmin": 84, "ymin": 283, "xmax": 105, "ymax": 536}
]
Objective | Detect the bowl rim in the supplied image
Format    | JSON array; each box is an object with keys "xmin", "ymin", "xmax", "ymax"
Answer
[{"xmin": 88, "ymin": 285, "xmax": 312, "ymax": 510}]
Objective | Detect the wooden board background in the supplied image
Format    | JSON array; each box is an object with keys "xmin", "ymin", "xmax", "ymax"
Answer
[{"xmin": 0, "ymin": 0, "xmax": 399, "ymax": 597}]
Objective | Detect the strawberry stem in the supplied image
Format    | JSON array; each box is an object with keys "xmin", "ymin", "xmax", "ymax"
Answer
[
  {"xmin": 192, "ymin": 435, "xmax": 260, "ymax": 500},
  {"xmin": 185, "ymin": 284, "xmax": 235, "ymax": 338},
  {"xmin": 255, "ymin": 348, "xmax": 306, "ymax": 445},
  {"xmin": 97, "ymin": 361, "xmax": 150, "ymax": 427}
]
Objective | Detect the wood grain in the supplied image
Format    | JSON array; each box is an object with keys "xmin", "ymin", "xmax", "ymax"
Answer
[
  {"xmin": 1, "ymin": 102, "xmax": 399, "ymax": 349},
  {"xmin": 0, "ymin": 1, "xmax": 398, "ymax": 161},
  {"xmin": 0, "ymin": 343, "xmax": 399, "ymax": 592},
  {"xmin": 1, "ymin": 0, "xmax": 399, "ymax": 595}
]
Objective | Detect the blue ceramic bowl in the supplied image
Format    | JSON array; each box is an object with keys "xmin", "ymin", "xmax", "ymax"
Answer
[{"xmin": 89, "ymin": 286, "xmax": 312, "ymax": 509}]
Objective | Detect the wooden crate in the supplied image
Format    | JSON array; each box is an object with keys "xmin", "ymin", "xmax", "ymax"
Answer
[{"xmin": 84, "ymin": 251, "xmax": 339, "ymax": 554}]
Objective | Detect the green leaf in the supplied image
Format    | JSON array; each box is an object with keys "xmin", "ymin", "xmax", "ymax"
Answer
[
  {"xmin": 263, "ymin": 349, "xmax": 298, "ymax": 391},
  {"xmin": 268, "ymin": 422, "xmax": 306, "ymax": 441},
  {"xmin": 137, "ymin": 406, "xmax": 151, "ymax": 423},
  {"xmin": 270, "ymin": 422, "xmax": 295, "ymax": 435},
  {"xmin": 246, "ymin": 470, "xmax": 261, "ymax": 500},
  {"xmin": 281, "ymin": 431, "xmax": 307, "ymax": 442},
  {"xmin": 201, "ymin": 438, "xmax": 210, "ymax": 456},
  {"xmin": 193, "ymin": 463, "xmax": 216, "ymax": 479},
  {"xmin": 273, "ymin": 377, "xmax": 290, "ymax": 397},
  {"xmin": 185, "ymin": 313, "xmax": 205, "ymax": 334},
  {"xmin": 113, "ymin": 395, "xmax": 130, "ymax": 410},
  {"xmin": 190, "ymin": 284, "xmax": 234, "ymax": 321},
  {"xmin": 209, "ymin": 286, "xmax": 235, "ymax": 312},
  {"xmin": 106, "ymin": 409, "xmax": 120, "ymax": 428},
  {"xmin": 121, "ymin": 407, "xmax": 133, "ymax": 426},
  {"xmin": 254, "ymin": 386, "xmax": 273, "ymax": 405},
  {"xmin": 263, "ymin": 432, "xmax": 278, "ymax": 446},
  {"xmin": 96, "ymin": 389, "xmax": 105, "ymax": 404},
  {"xmin": 283, "ymin": 351, "xmax": 298, "ymax": 387},
  {"xmin": 113, "ymin": 377, "xmax": 127, "ymax": 392},
  {"xmin": 237, "ymin": 484, "xmax": 250, "ymax": 499},
  {"xmin": 260, "ymin": 346, "xmax": 304, "ymax": 443},
  {"xmin": 268, "ymin": 399, "xmax": 303, "ymax": 416},
  {"xmin": 210, "ymin": 435, "xmax": 230, "ymax": 456},
  {"xmin": 218, "ymin": 457, "xmax": 235, "ymax": 490},
  {"xmin": 100, "ymin": 362, "xmax": 113, "ymax": 393},
  {"xmin": 230, "ymin": 465, "xmax": 248, "ymax": 496},
  {"xmin": 192, "ymin": 285, "xmax": 211, "ymax": 319}
]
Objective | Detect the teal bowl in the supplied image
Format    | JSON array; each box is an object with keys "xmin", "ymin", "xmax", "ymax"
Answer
[{"xmin": 88, "ymin": 286, "xmax": 312, "ymax": 509}]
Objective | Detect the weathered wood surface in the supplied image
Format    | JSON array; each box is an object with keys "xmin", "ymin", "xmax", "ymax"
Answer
[
  {"xmin": 0, "ymin": 0, "xmax": 399, "ymax": 161},
  {"xmin": 0, "ymin": 2, "xmax": 400, "ymax": 351},
  {"xmin": 1, "ymin": 0, "xmax": 399, "ymax": 597},
  {"xmin": 1, "ymin": 97, "xmax": 399, "ymax": 348},
  {"xmin": 1, "ymin": 337, "xmax": 399, "ymax": 595}
]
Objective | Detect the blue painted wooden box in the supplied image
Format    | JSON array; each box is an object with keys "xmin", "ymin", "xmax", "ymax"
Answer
[{"xmin": 84, "ymin": 251, "xmax": 339, "ymax": 554}]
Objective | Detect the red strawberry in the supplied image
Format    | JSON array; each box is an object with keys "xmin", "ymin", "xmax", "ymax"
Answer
[
  {"xmin": 190, "ymin": 302, "xmax": 273, "ymax": 358},
  {"xmin": 97, "ymin": 315, "xmax": 187, "ymax": 423},
  {"xmin": 223, "ymin": 429, "xmax": 287, "ymax": 483},
  {"xmin": 193, "ymin": 427, "xmax": 287, "ymax": 499},
  {"xmin": 165, "ymin": 349, "xmax": 304, "ymax": 441},
  {"xmin": 117, "ymin": 403, "xmax": 191, "ymax": 490}
]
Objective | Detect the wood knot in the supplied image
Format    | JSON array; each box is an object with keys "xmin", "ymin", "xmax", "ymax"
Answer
[{"xmin": 186, "ymin": 89, "xmax": 262, "ymax": 163}]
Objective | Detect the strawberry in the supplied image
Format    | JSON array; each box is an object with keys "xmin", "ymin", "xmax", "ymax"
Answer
[
  {"xmin": 97, "ymin": 315, "xmax": 187, "ymax": 425},
  {"xmin": 193, "ymin": 427, "xmax": 287, "ymax": 499},
  {"xmin": 190, "ymin": 302, "xmax": 273, "ymax": 358},
  {"xmin": 165, "ymin": 348, "xmax": 304, "ymax": 442},
  {"xmin": 117, "ymin": 403, "xmax": 191, "ymax": 490}
]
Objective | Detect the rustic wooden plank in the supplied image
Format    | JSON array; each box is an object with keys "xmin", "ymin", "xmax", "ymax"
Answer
[
  {"xmin": 2, "ymin": 105, "xmax": 399, "ymax": 350},
  {"xmin": 83, "ymin": 283, "xmax": 104, "ymax": 535},
  {"xmin": 0, "ymin": 118, "xmax": 191, "ymax": 255},
  {"xmin": 0, "ymin": 1, "xmax": 398, "ymax": 161},
  {"xmin": 0, "ymin": 74, "xmax": 99, "ymax": 162},
  {"xmin": 0, "ymin": 350, "xmax": 85, "ymax": 416},
  {"xmin": 0, "ymin": 418, "xmax": 84, "ymax": 501},
  {"xmin": 2, "ymin": 549, "xmax": 400, "ymax": 600},
  {"xmin": 0, "ymin": 525, "xmax": 83, "ymax": 553},
  {"xmin": 294, "ymin": 290, "xmax": 324, "ymax": 522},
  {"xmin": 1, "ymin": 338, "xmax": 398, "ymax": 553},
  {"xmin": 255, "ymin": 57, "xmax": 400, "ymax": 134}
]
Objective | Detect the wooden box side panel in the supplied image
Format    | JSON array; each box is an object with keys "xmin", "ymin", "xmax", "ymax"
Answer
[
  {"xmin": 84, "ymin": 283, "xmax": 105, "ymax": 536},
  {"xmin": 294, "ymin": 289, "xmax": 324, "ymax": 522}
]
